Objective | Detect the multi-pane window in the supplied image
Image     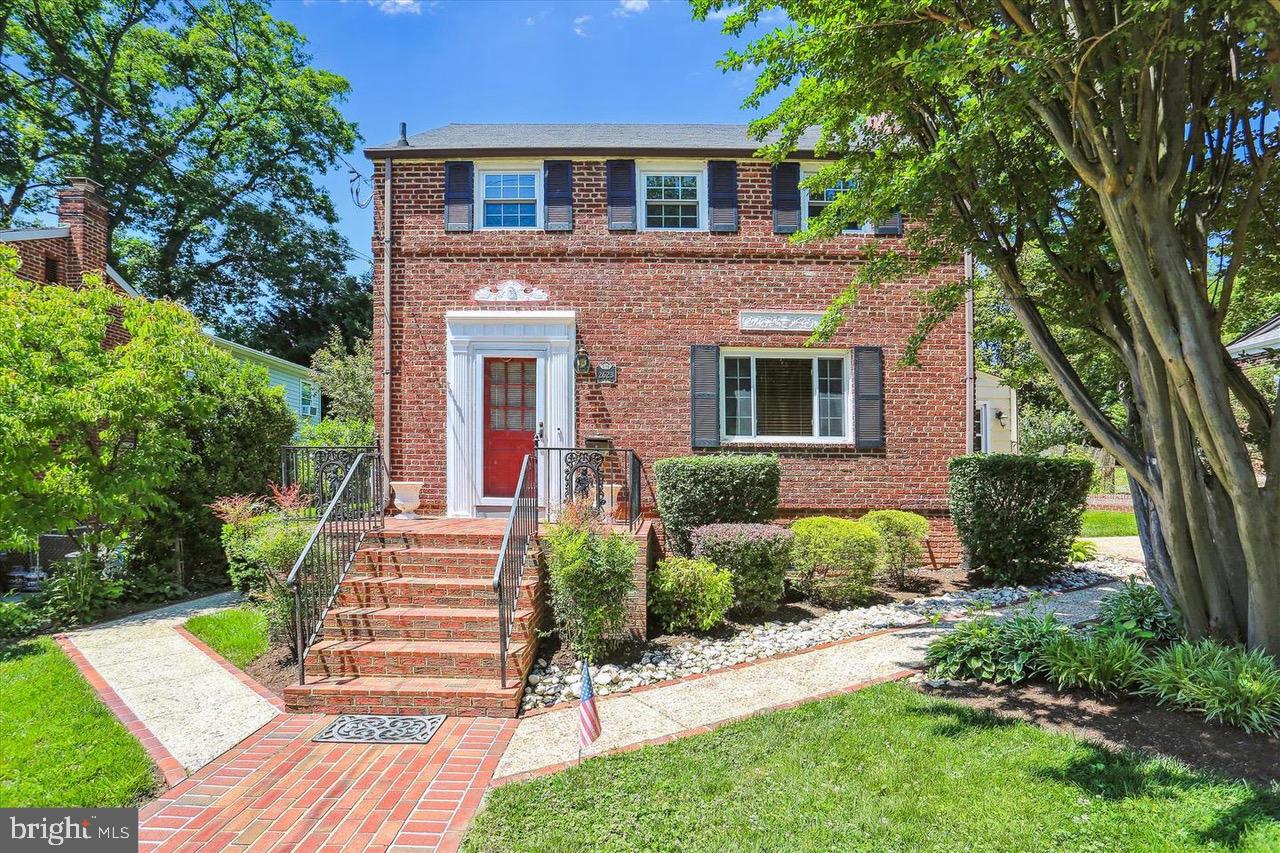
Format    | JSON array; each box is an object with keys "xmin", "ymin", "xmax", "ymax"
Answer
[
  {"xmin": 804, "ymin": 177, "xmax": 872, "ymax": 233},
  {"xmin": 973, "ymin": 404, "xmax": 989, "ymax": 452},
  {"xmin": 722, "ymin": 353, "xmax": 848, "ymax": 440},
  {"xmin": 482, "ymin": 172, "xmax": 537, "ymax": 228},
  {"xmin": 644, "ymin": 174, "xmax": 699, "ymax": 229},
  {"xmin": 300, "ymin": 382, "xmax": 319, "ymax": 418}
]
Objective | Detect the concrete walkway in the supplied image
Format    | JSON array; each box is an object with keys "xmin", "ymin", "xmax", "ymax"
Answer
[
  {"xmin": 64, "ymin": 592, "xmax": 280, "ymax": 774},
  {"xmin": 1087, "ymin": 536, "xmax": 1145, "ymax": 563},
  {"xmin": 493, "ymin": 570, "xmax": 1142, "ymax": 782}
]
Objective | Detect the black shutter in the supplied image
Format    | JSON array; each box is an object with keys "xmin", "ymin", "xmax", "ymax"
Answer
[
  {"xmin": 854, "ymin": 347, "xmax": 886, "ymax": 449},
  {"xmin": 690, "ymin": 345, "xmax": 721, "ymax": 448},
  {"xmin": 607, "ymin": 159, "xmax": 636, "ymax": 231},
  {"xmin": 444, "ymin": 161, "xmax": 473, "ymax": 232},
  {"xmin": 708, "ymin": 160, "xmax": 738, "ymax": 232},
  {"xmin": 772, "ymin": 162, "xmax": 801, "ymax": 234},
  {"xmin": 875, "ymin": 212, "xmax": 904, "ymax": 236},
  {"xmin": 544, "ymin": 160, "xmax": 573, "ymax": 231}
]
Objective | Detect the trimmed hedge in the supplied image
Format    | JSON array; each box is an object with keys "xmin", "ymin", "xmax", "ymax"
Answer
[
  {"xmin": 691, "ymin": 523, "xmax": 792, "ymax": 615},
  {"xmin": 542, "ymin": 520, "xmax": 637, "ymax": 663},
  {"xmin": 654, "ymin": 455, "xmax": 780, "ymax": 555},
  {"xmin": 789, "ymin": 517, "xmax": 881, "ymax": 607},
  {"xmin": 649, "ymin": 557, "xmax": 734, "ymax": 634},
  {"xmin": 948, "ymin": 454, "xmax": 1092, "ymax": 584}
]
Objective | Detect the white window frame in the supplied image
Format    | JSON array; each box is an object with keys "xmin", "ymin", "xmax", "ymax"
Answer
[
  {"xmin": 974, "ymin": 402, "xmax": 991, "ymax": 453},
  {"xmin": 300, "ymin": 380, "xmax": 319, "ymax": 418},
  {"xmin": 719, "ymin": 347, "xmax": 853, "ymax": 445},
  {"xmin": 636, "ymin": 160, "xmax": 709, "ymax": 232},
  {"xmin": 474, "ymin": 161, "xmax": 543, "ymax": 230},
  {"xmin": 800, "ymin": 168, "xmax": 875, "ymax": 234}
]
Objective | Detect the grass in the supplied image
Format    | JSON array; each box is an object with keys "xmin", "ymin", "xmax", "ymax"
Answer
[
  {"xmin": 464, "ymin": 683, "xmax": 1280, "ymax": 852},
  {"xmin": 0, "ymin": 638, "xmax": 157, "ymax": 807},
  {"xmin": 1081, "ymin": 509, "xmax": 1139, "ymax": 537},
  {"xmin": 185, "ymin": 606, "xmax": 268, "ymax": 669}
]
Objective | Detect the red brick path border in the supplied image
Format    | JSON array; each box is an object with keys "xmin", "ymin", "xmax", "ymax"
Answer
[
  {"xmin": 54, "ymin": 634, "xmax": 188, "ymax": 787},
  {"xmin": 173, "ymin": 625, "xmax": 287, "ymax": 713}
]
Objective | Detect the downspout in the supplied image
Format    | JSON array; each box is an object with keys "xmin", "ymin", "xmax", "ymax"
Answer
[
  {"xmin": 964, "ymin": 251, "xmax": 976, "ymax": 454},
  {"xmin": 381, "ymin": 154, "xmax": 394, "ymax": 482}
]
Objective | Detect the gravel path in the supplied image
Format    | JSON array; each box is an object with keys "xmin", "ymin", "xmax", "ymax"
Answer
[
  {"xmin": 494, "ymin": 566, "xmax": 1144, "ymax": 781},
  {"xmin": 64, "ymin": 592, "xmax": 279, "ymax": 774}
]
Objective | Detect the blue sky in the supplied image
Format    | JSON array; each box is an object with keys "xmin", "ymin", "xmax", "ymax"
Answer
[{"xmin": 273, "ymin": 0, "xmax": 782, "ymax": 267}]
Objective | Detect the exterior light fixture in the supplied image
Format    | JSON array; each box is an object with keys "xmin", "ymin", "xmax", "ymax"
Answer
[{"xmin": 574, "ymin": 344, "xmax": 591, "ymax": 375}]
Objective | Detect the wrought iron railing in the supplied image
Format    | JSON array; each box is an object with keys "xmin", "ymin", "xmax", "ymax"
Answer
[
  {"xmin": 539, "ymin": 446, "xmax": 643, "ymax": 529},
  {"xmin": 287, "ymin": 450, "xmax": 386, "ymax": 684},
  {"xmin": 493, "ymin": 451, "xmax": 539, "ymax": 689},
  {"xmin": 279, "ymin": 445, "xmax": 377, "ymax": 518}
]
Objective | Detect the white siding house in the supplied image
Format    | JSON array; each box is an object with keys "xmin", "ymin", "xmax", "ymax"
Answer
[{"xmin": 209, "ymin": 335, "xmax": 321, "ymax": 425}]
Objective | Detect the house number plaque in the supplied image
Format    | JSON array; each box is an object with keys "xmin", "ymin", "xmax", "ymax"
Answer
[{"xmin": 595, "ymin": 362, "xmax": 618, "ymax": 384}]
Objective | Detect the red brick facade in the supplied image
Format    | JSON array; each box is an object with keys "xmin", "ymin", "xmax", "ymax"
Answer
[{"xmin": 371, "ymin": 158, "xmax": 967, "ymax": 562}]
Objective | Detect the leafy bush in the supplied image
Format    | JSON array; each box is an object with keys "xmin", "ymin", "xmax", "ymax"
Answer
[
  {"xmin": 649, "ymin": 557, "xmax": 733, "ymax": 633},
  {"xmin": 298, "ymin": 417, "xmax": 375, "ymax": 447},
  {"xmin": 788, "ymin": 517, "xmax": 881, "ymax": 607},
  {"xmin": 1096, "ymin": 579, "xmax": 1181, "ymax": 643},
  {"xmin": 1041, "ymin": 631, "xmax": 1148, "ymax": 693},
  {"xmin": 654, "ymin": 455, "xmax": 780, "ymax": 555},
  {"xmin": 1069, "ymin": 538, "xmax": 1098, "ymax": 563},
  {"xmin": 32, "ymin": 553, "xmax": 124, "ymax": 628},
  {"xmin": 924, "ymin": 610, "xmax": 1066, "ymax": 684},
  {"xmin": 1139, "ymin": 640, "xmax": 1280, "ymax": 734},
  {"xmin": 948, "ymin": 454, "xmax": 1093, "ymax": 584},
  {"xmin": 862, "ymin": 510, "xmax": 929, "ymax": 588},
  {"xmin": 691, "ymin": 524, "xmax": 792, "ymax": 615},
  {"xmin": 0, "ymin": 601, "xmax": 40, "ymax": 642},
  {"xmin": 542, "ymin": 516, "xmax": 637, "ymax": 662}
]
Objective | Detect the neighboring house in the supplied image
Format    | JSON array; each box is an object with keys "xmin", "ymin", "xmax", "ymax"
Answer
[
  {"xmin": 974, "ymin": 369, "xmax": 1019, "ymax": 454},
  {"xmin": 0, "ymin": 177, "xmax": 319, "ymax": 425},
  {"xmin": 364, "ymin": 123, "xmax": 970, "ymax": 559},
  {"xmin": 1227, "ymin": 314, "xmax": 1280, "ymax": 363}
]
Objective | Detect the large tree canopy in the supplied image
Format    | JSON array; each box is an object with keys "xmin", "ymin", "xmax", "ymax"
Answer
[
  {"xmin": 700, "ymin": 0, "xmax": 1280, "ymax": 650},
  {"xmin": 0, "ymin": 0, "xmax": 367, "ymax": 360}
]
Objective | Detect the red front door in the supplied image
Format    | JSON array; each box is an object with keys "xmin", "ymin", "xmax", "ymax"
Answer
[{"xmin": 483, "ymin": 357, "xmax": 537, "ymax": 498}]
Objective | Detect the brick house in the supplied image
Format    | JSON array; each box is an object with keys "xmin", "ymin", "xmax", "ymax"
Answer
[{"xmin": 365, "ymin": 124, "xmax": 971, "ymax": 562}]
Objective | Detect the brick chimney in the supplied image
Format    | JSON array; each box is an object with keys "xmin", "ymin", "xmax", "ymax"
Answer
[{"xmin": 57, "ymin": 177, "xmax": 109, "ymax": 285}]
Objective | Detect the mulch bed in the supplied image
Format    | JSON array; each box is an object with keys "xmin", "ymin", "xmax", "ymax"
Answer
[
  {"xmin": 916, "ymin": 679, "xmax": 1280, "ymax": 788},
  {"xmin": 244, "ymin": 645, "xmax": 296, "ymax": 698}
]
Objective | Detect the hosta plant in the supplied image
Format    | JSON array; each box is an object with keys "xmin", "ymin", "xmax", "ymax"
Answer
[
  {"xmin": 924, "ymin": 609, "xmax": 1066, "ymax": 684},
  {"xmin": 1096, "ymin": 579, "xmax": 1181, "ymax": 643}
]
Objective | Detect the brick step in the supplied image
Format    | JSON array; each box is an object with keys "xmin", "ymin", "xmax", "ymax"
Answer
[
  {"xmin": 321, "ymin": 605, "xmax": 536, "ymax": 642},
  {"xmin": 334, "ymin": 575, "xmax": 537, "ymax": 609},
  {"xmin": 283, "ymin": 675, "xmax": 523, "ymax": 717},
  {"xmin": 303, "ymin": 638, "xmax": 534, "ymax": 679},
  {"xmin": 367, "ymin": 529, "xmax": 507, "ymax": 550},
  {"xmin": 353, "ymin": 546, "xmax": 499, "ymax": 578}
]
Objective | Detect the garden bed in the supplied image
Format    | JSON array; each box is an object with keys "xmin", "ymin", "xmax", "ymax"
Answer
[
  {"xmin": 915, "ymin": 678, "xmax": 1280, "ymax": 788},
  {"xmin": 184, "ymin": 606, "xmax": 293, "ymax": 697},
  {"xmin": 522, "ymin": 557, "xmax": 1138, "ymax": 711}
]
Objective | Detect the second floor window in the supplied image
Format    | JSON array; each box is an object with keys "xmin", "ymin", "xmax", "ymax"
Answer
[
  {"xmin": 804, "ymin": 176, "xmax": 874, "ymax": 234},
  {"xmin": 482, "ymin": 172, "xmax": 537, "ymax": 228},
  {"xmin": 644, "ymin": 173, "xmax": 700, "ymax": 229}
]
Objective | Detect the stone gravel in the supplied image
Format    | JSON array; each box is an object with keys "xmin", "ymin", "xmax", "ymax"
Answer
[{"xmin": 522, "ymin": 558, "xmax": 1136, "ymax": 711}]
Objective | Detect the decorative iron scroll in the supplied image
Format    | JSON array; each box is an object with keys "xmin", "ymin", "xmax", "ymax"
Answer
[
  {"xmin": 312, "ymin": 714, "xmax": 445, "ymax": 744},
  {"xmin": 563, "ymin": 449, "xmax": 606, "ymax": 516}
]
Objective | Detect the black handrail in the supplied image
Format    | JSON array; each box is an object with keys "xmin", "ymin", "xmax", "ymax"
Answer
[
  {"xmin": 492, "ymin": 451, "xmax": 538, "ymax": 689},
  {"xmin": 287, "ymin": 450, "xmax": 386, "ymax": 685},
  {"xmin": 280, "ymin": 445, "xmax": 377, "ymax": 518}
]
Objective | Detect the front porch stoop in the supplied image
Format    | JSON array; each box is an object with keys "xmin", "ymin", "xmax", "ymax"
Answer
[{"xmin": 283, "ymin": 519, "xmax": 542, "ymax": 718}]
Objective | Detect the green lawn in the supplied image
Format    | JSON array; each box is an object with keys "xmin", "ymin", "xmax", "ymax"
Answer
[
  {"xmin": 185, "ymin": 606, "xmax": 268, "ymax": 669},
  {"xmin": 1082, "ymin": 509, "xmax": 1140, "ymax": 537},
  {"xmin": 465, "ymin": 683, "xmax": 1280, "ymax": 852},
  {"xmin": 0, "ymin": 638, "xmax": 157, "ymax": 807}
]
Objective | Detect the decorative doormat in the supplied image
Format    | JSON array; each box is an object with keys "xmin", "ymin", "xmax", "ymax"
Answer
[{"xmin": 312, "ymin": 714, "xmax": 446, "ymax": 744}]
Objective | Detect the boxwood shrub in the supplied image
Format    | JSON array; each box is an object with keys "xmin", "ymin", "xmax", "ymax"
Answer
[
  {"xmin": 861, "ymin": 510, "xmax": 930, "ymax": 589},
  {"xmin": 648, "ymin": 556, "xmax": 734, "ymax": 634},
  {"xmin": 948, "ymin": 454, "xmax": 1093, "ymax": 584},
  {"xmin": 789, "ymin": 516, "xmax": 881, "ymax": 607},
  {"xmin": 654, "ymin": 454, "xmax": 780, "ymax": 555},
  {"xmin": 690, "ymin": 523, "xmax": 792, "ymax": 615}
]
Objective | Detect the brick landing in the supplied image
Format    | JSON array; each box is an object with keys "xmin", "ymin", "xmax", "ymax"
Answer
[{"xmin": 140, "ymin": 714, "xmax": 516, "ymax": 852}]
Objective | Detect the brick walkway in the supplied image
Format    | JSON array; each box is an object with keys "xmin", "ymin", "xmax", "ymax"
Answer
[{"xmin": 139, "ymin": 714, "xmax": 516, "ymax": 852}]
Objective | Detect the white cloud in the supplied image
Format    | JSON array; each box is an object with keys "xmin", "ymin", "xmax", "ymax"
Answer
[
  {"xmin": 612, "ymin": 0, "xmax": 649, "ymax": 16},
  {"xmin": 369, "ymin": 0, "xmax": 422, "ymax": 14},
  {"xmin": 573, "ymin": 14, "xmax": 592, "ymax": 37},
  {"xmin": 525, "ymin": 10, "xmax": 548, "ymax": 26},
  {"xmin": 705, "ymin": 3, "xmax": 741, "ymax": 21}
]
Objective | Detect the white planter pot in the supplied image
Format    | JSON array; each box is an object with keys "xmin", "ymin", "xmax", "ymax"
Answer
[{"xmin": 389, "ymin": 481, "xmax": 424, "ymax": 520}]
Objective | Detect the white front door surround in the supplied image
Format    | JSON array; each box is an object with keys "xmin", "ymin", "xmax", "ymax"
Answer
[{"xmin": 445, "ymin": 310, "xmax": 576, "ymax": 517}]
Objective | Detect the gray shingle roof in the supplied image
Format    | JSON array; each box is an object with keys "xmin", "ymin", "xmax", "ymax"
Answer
[
  {"xmin": 364, "ymin": 123, "xmax": 825, "ymax": 159},
  {"xmin": 1227, "ymin": 313, "xmax": 1280, "ymax": 358}
]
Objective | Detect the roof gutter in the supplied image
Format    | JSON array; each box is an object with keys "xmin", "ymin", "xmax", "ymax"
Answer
[{"xmin": 362, "ymin": 146, "xmax": 829, "ymax": 161}]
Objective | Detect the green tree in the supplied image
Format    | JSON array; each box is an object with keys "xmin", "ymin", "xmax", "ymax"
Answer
[
  {"xmin": 0, "ymin": 0, "xmax": 365, "ymax": 361},
  {"xmin": 310, "ymin": 327, "xmax": 373, "ymax": 423},
  {"xmin": 701, "ymin": 0, "xmax": 1280, "ymax": 650}
]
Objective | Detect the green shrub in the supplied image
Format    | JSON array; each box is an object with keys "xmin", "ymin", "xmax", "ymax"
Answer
[
  {"xmin": 1069, "ymin": 538, "xmax": 1098, "ymax": 563},
  {"xmin": 690, "ymin": 524, "xmax": 792, "ymax": 615},
  {"xmin": 219, "ymin": 513, "xmax": 313, "ymax": 594},
  {"xmin": 654, "ymin": 455, "xmax": 780, "ymax": 555},
  {"xmin": 1139, "ymin": 640, "xmax": 1280, "ymax": 734},
  {"xmin": 862, "ymin": 510, "xmax": 929, "ymax": 589},
  {"xmin": 0, "ymin": 601, "xmax": 40, "ymax": 642},
  {"xmin": 543, "ymin": 518, "xmax": 637, "ymax": 662},
  {"xmin": 1096, "ymin": 579, "xmax": 1181, "ymax": 643},
  {"xmin": 925, "ymin": 610, "xmax": 1066, "ymax": 684},
  {"xmin": 1041, "ymin": 631, "xmax": 1148, "ymax": 694},
  {"xmin": 298, "ymin": 417, "xmax": 375, "ymax": 447},
  {"xmin": 32, "ymin": 553, "xmax": 124, "ymax": 629},
  {"xmin": 649, "ymin": 557, "xmax": 733, "ymax": 633},
  {"xmin": 948, "ymin": 454, "xmax": 1093, "ymax": 584},
  {"xmin": 789, "ymin": 517, "xmax": 881, "ymax": 607}
]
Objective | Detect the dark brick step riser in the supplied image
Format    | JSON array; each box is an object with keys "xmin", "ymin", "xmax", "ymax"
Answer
[
  {"xmin": 283, "ymin": 692, "xmax": 520, "ymax": 718},
  {"xmin": 303, "ymin": 649, "xmax": 532, "ymax": 679},
  {"xmin": 333, "ymin": 584, "xmax": 535, "ymax": 609},
  {"xmin": 368, "ymin": 533, "xmax": 506, "ymax": 550},
  {"xmin": 355, "ymin": 549, "xmax": 499, "ymax": 568},
  {"xmin": 320, "ymin": 617, "xmax": 535, "ymax": 643},
  {"xmin": 349, "ymin": 561, "xmax": 498, "ymax": 580}
]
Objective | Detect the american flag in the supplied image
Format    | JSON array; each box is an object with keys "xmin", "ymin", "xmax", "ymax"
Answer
[{"xmin": 579, "ymin": 661, "xmax": 601, "ymax": 750}]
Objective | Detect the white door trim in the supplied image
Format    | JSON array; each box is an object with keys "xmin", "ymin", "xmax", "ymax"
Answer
[{"xmin": 445, "ymin": 310, "xmax": 575, "ymax": 517}]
